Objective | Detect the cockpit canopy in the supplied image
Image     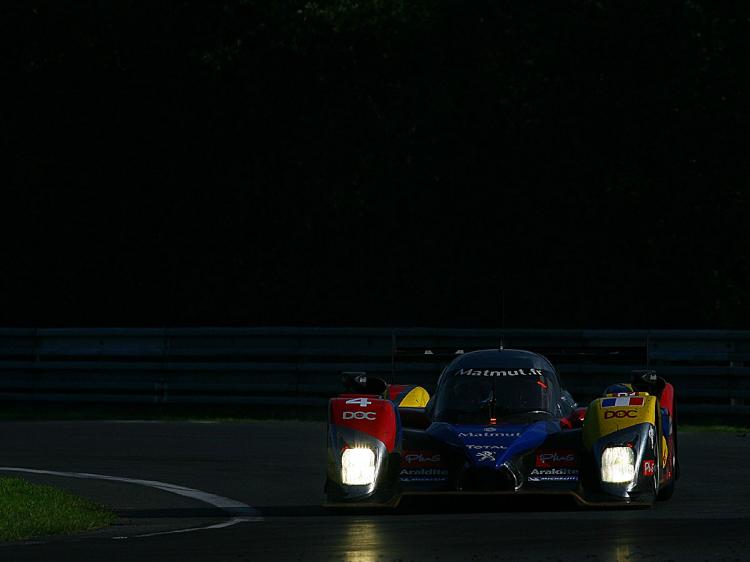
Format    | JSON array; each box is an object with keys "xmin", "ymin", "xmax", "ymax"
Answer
[{"xmin": 430, "ymin": 349, "xmax": 567, "ymax": 424}]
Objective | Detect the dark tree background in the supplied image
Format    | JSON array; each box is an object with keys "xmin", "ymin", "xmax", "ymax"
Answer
[{"xmin": 4, "ymin": 1, "xmax": 750, "ymax": 327}]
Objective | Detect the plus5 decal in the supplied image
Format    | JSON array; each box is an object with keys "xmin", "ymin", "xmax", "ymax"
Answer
[
  {"xmin": 604, "ymin": 409, "xmax": 638, "ymax": 419},
  {"xmin": 643, "ymin": 459, "xmax": 655, "ymax": 477},
  {"xmin": 535, "ymin": 450, "xmax": 577, "ymax": 468},
  {"xmin": 343, "ymin": 411, "xmax": 376, "ymax": 420},
  {"xmin": 403, "ymin": 452, "xmax": 441, "ymax": 465}
]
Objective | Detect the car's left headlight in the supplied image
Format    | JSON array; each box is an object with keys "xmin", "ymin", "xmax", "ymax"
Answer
[
  {"xmin": 341, "ymin": 447, "xmax": 376, "ymax": 486},
  {"xmin": 601, "ymin": 446, "xmax": 635, "ymax": 483}
]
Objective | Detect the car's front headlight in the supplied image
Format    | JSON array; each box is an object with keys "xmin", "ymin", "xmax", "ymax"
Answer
[
  {"xmin": 341, "ymin": 447, "xmax": 376, "ymax": 485},
  {"xmin": 601, "ymin": 446, "xmax": 635, "ymax": 483}
]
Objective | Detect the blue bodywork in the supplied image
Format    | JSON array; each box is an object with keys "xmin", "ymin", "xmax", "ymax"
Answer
[{"xmin": 428, "ymin": 421, "xmax": 561, "ymax": 470}]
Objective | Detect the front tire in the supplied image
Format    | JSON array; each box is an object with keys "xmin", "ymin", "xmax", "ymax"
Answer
[
  {"xmin": 657, "ymin": 436, "xmax": 676, "ymax": 501},
  {"xmin": 658, "ymin": 477, "xmax": 675, "ymax": 500}
]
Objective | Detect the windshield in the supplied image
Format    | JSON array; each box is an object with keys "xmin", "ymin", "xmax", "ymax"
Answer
[{"xmin": 432, "ymin": 367, "xmax": 555, "ymax": 424}]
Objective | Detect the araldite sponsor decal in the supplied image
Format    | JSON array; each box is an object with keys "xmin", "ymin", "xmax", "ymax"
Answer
[
  {"xmin": 643, "ymin": 459, "xmax": 656, "ymax": 477},
  {"xmin": 535, "ymin": 450, "xmax": 577, "ymax": 468},
  {"xmin": 604, "ymin": 409, "xmax": 638, "ymax": 419},
  {"xmin": 602, "ymin": 397, "xmax": 644, "ymax": 408},
  {"xmin": 403, "ymin": 451, "xmax": 441, "ymax": 467},
  {"xmin": 528, "ymin": 468, "xmax": 579, "ymax": 482},
  {"xmin": 399, "ymin": 468, "xmax": 449, "ymax": 482},
  {"xmin": 530, "ymin": 468, "xmax": 578, "ymax": 476}
]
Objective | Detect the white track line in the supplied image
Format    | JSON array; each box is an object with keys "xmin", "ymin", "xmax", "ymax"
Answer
[
  {"xmin": 0, "ymin": 467, "xmax": 262, "ymax": 539},
  {"xmin": 115, "ymin": 517, "xmax": 250, "ymax": 539}
]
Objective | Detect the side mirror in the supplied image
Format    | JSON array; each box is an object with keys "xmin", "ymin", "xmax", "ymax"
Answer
[
  {"xmin": 399, "ymin": 407, "xmax": 431, "ymax": 430},
  {"xmin": 631, "ymin": 370, "xmax": 666, "ymax": 397},
  {"xmin": 561, "ymin": 407, "xmax": 586, "ymax": 429},
  {"xmin": 341, "ymin": 371, "xmax": 388, "ymax": 396}
]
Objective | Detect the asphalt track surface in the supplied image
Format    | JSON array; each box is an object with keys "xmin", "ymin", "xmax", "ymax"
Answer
[{"xmin": 0, "ymin": 421, "xmax": 748, "ymax": 561}]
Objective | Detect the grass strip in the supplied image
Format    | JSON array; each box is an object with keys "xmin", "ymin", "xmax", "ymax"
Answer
[{"xmin": 0, "ymin": 477, "xmax": 116, "ymax": 542}]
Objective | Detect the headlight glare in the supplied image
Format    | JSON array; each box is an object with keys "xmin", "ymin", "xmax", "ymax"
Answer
[
  {"xmin": 601, "ymin": 446, "xmax": 635, "ymax": 483},
  {"xmin": 341, "ymin": 447, "xmax": 376, "ymax": 485}
]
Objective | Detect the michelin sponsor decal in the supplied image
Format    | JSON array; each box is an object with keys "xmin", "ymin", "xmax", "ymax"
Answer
[
  {"xmin": 528, "ymin": 468, "xmax": 579, "ymax": 482},
  {"xmin": 455, "ymin": 368, "xmax": 544, "ymax": 377}
]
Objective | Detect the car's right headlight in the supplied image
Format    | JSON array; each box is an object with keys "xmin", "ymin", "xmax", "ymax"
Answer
[
  {"xmin": 341, "ymin": 447, "xmax": 376, "ymax": 486},
  {"xmin": 601, "ymin": 446, "xmax": 635, "ymax": 483}
]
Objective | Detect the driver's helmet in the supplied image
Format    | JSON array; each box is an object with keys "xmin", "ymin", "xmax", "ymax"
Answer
[{"xmin": 604, "ymin": 383, "xmax": 634, "ymax": 396}]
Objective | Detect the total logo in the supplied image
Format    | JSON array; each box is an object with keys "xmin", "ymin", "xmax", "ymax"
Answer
[
  {"xmin": 343, "ymin": 411, "xmax": 376, "ymax": 420},
  {"xmin": 604, "ymin": 409, "xmax": 638, "ymax": 419}
]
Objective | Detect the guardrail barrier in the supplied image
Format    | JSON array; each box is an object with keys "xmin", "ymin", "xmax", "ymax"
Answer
[{"xmin": 1, "ymin": 328, "xmax": 747, "ymax": 414}]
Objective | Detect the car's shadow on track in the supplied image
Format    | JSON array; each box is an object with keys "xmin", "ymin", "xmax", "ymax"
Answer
[
  {"xmin": 115, "ymin": 496, "xmax": 646, "ymax": 521},
  {"xmin": 396, "ymin": 495, "xmax": 582, "ymax": 514},
  {"xmin": 254, "ymin": 495, "xmax": 587, "ymax": 518},
  {"xmin": 116, "ymin": 493, "xmax": 643, "ymax": 521}
]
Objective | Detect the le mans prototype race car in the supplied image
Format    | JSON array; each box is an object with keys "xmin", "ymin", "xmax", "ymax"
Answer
[{"xmin": 325, "ymin": 348, "xmax": 678, "ymax": 507}]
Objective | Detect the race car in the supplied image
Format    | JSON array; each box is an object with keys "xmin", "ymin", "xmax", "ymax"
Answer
[{"xmin": 324, "ymin": 348, "xmax": 677, "ymax": 507}]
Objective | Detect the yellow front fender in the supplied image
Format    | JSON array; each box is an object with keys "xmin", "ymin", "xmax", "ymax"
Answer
[
  {"xmin": 583, "ymin": 393, "xmax": 657, "ymax": 450},
  {"xmin": 398, "ymin": 386, "xmax": 430, "ymax": 407}
]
